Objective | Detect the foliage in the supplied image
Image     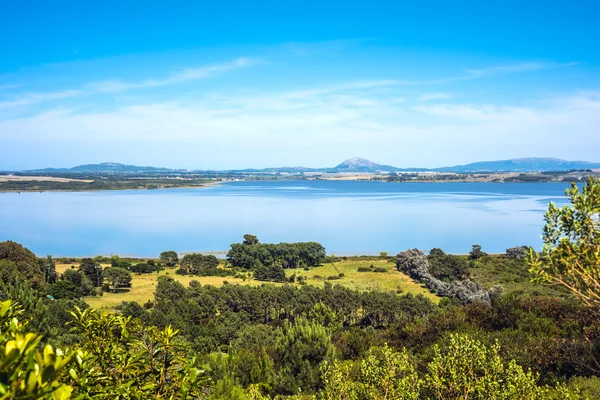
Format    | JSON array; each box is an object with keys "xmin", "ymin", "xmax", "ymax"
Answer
[
  {"xmin": 254, "ymin": 263, "xmax": 287, "ymax": 282},
  {"xmin": 159, "ymin": 251, "xmax": 179, "ymax": 267},
  {"xmin": 0, "ymin": 300, "xmax": 73, "ymax": 399},
  {"xmin": 180, "ymin": 253, "xmax": 220, "ymax": 275},
  {"xmin": 77, "ymin": 258, "xmax": 103, "ymax": 287},
  {"xmin": 469, "ymin": 244, "xmax": 487, "ymax": 260},
  {"xmin": 320, "ymin": 344, "xmax": 420, "ymax": 400},
  {"xmin": 275, "ymin": 317, "xmax": 334, "ymax": 394},
  {"xmin": 0, "ymin": 241, "xmax": 46, "ymax": 289},
  {"xmin": 529, "ymin": 177, "xmax": 600, "ymax": 307},
  {"xmin": 49, "ymin": 280, "xmax": 80, "ymax": 300},
  {"xmin": 67, "ymin": 307, "xmax": 209, "ymax": 398},
  {"xmin": 227, "ymin": 237, "xmax": 326, "ymax": 270},
  {"xmin": 423, "ymin": 334, "xmax": 544, "ymax": 399},
  {"xmin": 102, "ymin": 267, "xmax": 132, "ymax": 292},
  {"xmin": 396, "ymin": 249, "xmax": 492, "ymax": 304},
  {"xmin": 427, "ymin": 250, "xmax": 468, "ymax": 282},
  {"xmin": 62, "ymin": 269, "xmax": 95, "ymax": 296}
]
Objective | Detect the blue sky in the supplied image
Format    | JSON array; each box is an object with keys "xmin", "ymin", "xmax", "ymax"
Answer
[{"xmin": 1, "ymin": 0, "xmax": 599, "ymax": 170}]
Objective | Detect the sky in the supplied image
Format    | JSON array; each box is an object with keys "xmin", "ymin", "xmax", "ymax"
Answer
[{"xmin": 1, "ymin": 0, "xmax": 599, "ymax": 170}]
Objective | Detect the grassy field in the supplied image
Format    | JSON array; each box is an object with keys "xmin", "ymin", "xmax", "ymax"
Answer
[{"xmin": 56, "ymin": 258, "xmax": 439, "ymax": 310}]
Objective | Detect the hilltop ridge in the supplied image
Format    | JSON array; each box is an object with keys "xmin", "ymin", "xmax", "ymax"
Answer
[{"xmin": 17, "ymin": 157, "xmax": 600, "ymax": 174}]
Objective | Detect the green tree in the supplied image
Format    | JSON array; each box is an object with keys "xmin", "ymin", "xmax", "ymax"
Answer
[
  {"xmin": 62, "ymin": 269, "xmax": 95, "ymax": 296},
  {"xmin": 41, "ymin": 255, "xmax": 58, "ymax": 284},
  {"xmin": 0, "ymin": 300, "xmax": 73, "ymax": 399},
  {"xmin": 68, "ymin": 307, "xmax": 209, "ymax": 398},
  {"xmin": 468, "ymin": 244, "xmax": 486, "ymax": 260},
  {"xmin": 103, "ymin": 267, "xmax": 132, "ymax": 292},
  {"xmin": 49, "ymin": 280, "xmax": 80, "ymax": 299},
  {"xmin": 529, "ymin": 178, "xmax": 600, "ymax": 307},
  {"xmin": 319, "ymin": 344, "xmax": 420, "ymax": 400},
  {"xmin": 276, "ymin": 317, "xmax": 334, "ymax": 394},
  {"xmin": 78, "ymin": 258, "xmax": 103, "ymax": 287},
  {"xmin": 423, "ymin": 334, "xmax": 543, "ymax": 399},
  {"xmin": 0, "ymin": 241, "xmax": 46, "ymax": 289},
  {"xmin": 159, "ymin": 250, "xmax": 179, "ymax": 267},
  {"xmin": 243, "ymin": 234, "xmax": 260, "ymax": 246}
]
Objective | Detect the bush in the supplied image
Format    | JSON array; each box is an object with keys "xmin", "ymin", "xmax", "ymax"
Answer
[
  {"xmin": 373, "ymin": 267, "xmax": 387, "ymax": 273},
  {"xmin": 357, "ymin": 267, "xmax": 372, "ymax": 272}
]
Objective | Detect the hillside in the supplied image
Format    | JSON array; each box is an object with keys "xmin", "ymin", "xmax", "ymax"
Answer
[
  {"xmin": 31, "ymin": 162, "xmax": 176, "ymax": 173},
  {"xmin": 18, "ymin": 157, "xmax": 600, "ymax": 174},
  {"xmin": 433, "ymin": 157, "xmax": 600, "ymax": 172}
]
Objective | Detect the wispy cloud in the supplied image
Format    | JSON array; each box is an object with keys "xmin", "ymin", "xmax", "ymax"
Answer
[
  {"xmin": 0, "ymin": 57, "xmax": 256, "ymax": 109},
  {"xmin": 0, "ymin": 90, "xmax": 85, "ymax": 109},
  {"xmin": 465, "ymin": 61, "xmax": 578, "ymax": 77},
  {"xmin": 85, "ymin": 57, "xmax": 256, "ymax": 93},
  {"xmin": 1, "ymin": 83, "xmax": 599, "ymax": 169}
]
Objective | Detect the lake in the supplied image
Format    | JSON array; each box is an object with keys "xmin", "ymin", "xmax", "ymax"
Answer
[{"xmin": 0, "ymin": 180, "xmax": 575, "ymax": 257}]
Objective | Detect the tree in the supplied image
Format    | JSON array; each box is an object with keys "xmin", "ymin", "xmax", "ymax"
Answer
[
  {"xmin": 276, "ymin": 317, "xmax": 334, "ymax": 393},
  {"xmin": 63, "ymin": 268, "xmax": 95, "ymax": 296},
  {"xmin": 160, "ymin": 250, "xmax": 179, "ymax": 267},
  {"xmin": 529, "ymin": 177, "xmax": 600, "ymax": 307},
  {"xmin": 0, "ymin": 241, "xmax": 45, "ymax": 288},
  {"xmin": 78, "ymin": 258, "xmax": 103, "ymax": 287},
  {"xmin": 319, "ymin": 344, "xmax": 420, "ymax": 400},
  {"xmin": 469, "ymin": 244, "xmax": 486, "ymax": 260},
  {"xmin": 180, "ymin": 253, "xmax": 220, "ymax": 275},
  {"xmin": 49, "ymin": 280, "xmax": 80, "ymax": 300},
  {"xmin": 41, "ymin": 255, "xmax": 58, "ymax": 284},
  {"xmin": 423, "ymin": 334, "xmax": 543, "ymax": 399},
  {"xmin": 254, "ymin": 263, "xmax": 286, "ymax": 282},
  {"xmin": 103, "ymin": 267, "xmax": 132, "ymax": 292},
  {"xmin": 243, "ymin": 234, "xmax": 260, "ymax": 246}
]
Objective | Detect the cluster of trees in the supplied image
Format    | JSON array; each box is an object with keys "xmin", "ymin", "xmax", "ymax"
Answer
[
  {"xmin": 178, "ymin": 253, "xmax": 223, "ymax": 275},
  {"xmin": 227, "ymin": 235, "xmax": 326, "ymax": 282}
]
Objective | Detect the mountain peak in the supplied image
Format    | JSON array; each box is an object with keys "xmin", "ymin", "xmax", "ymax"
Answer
[{"xmin": 336, "ymin": 157, "xmax": 380, "ymax": 169}]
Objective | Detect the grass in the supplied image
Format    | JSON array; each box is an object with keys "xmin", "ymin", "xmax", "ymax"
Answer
[
  {"xmin": 56, "ymin": 257, "xmax": 439, "ymax": 310},
  {"xmin": 465, "ymin": 255, "xmax": 568, "ymax": 297},
  {"xmin": 289, "ymin": 258, "xmax": 439, "ymax": 302}
]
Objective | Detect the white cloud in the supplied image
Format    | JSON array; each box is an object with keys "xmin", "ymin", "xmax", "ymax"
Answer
[
  {"xmin": 465, "ymin": 61, "xmax": 578, "ymax": 77},
  {"xmin": 0, "ymin": 57, "xmax": 256, "ymax": 109},
  {"xmin": 1, "ymin": 84, "xmax": 598, "ymax": 168},
  {"xmin": 0, "ymin": 89, "xmax": 85, "ymax": 109},
  {"xmin": 85, "ymin": 57, "xmax": 256, "ymax": 93}
]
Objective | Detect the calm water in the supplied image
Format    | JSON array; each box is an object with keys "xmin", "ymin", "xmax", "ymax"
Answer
[{"xmin": 0, "ymin": 181, "xmax": 575, "ymax": 257}]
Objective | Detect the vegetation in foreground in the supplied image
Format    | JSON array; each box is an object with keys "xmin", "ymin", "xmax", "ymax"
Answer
[{"xmin": 0, "ymin": 177, "xmax": 599, "ymax": 398}]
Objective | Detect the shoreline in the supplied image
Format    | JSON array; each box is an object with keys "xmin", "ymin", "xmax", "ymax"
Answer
[
  {"xmin": 0, "ymin": 177, "xmax": 580, "ymax": 193},
  {"xmin": 0, "ymin": 180, "xmax": 222, "ymax": 193}
]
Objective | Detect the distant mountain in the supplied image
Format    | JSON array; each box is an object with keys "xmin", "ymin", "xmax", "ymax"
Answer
[
  {"xmin": 334, "ymin": 157, "xmax": 399, "ymax": 172},
  {"xmin": 20, "ymin": 157, "xmax": 600, "ymax": 174},
  {"xmin": 31, "ymin": 162, "xmax": 175, "ymax": 173},
  {"xmin": 433, "ymin": 158, "xmax": 600, "ymax": 173}
]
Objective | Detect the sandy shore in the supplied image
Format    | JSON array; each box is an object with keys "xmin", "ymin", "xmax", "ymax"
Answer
[{"xmin": 0, "ymin": 174, "xmax": 93, "ymax": 183}]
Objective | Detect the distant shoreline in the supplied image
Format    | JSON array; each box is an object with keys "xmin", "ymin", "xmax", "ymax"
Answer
[{"xmin": 0, "ymin": 173, "xmax": 589, "ymax": 193}]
